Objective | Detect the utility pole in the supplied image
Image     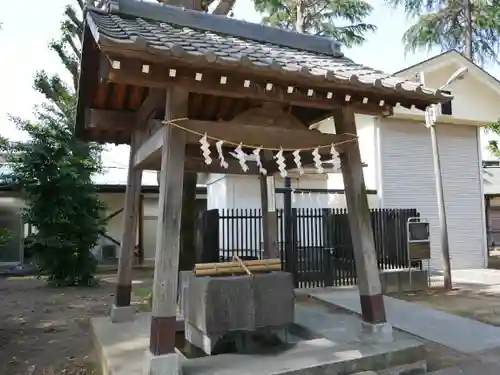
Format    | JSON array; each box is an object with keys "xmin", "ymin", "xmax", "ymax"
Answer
[
  {"xmin": 420, "ymin": 67, "xmax": 468, "ymax": 290},
  {"xmin": 424, "ymin": 100, "xmax": 453, "ymax": 290}
]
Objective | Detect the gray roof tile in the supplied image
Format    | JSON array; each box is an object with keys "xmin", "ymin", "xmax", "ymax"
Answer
[{"xmin": 85, "ymin": 1, "xmax": 451, "ymax": 104}]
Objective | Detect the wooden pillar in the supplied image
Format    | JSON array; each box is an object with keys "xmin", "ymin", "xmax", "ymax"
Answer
[
  {"xmin": 113, "ymin": 134, "xmax": 142, "ymax": 314},
  {"xmin": 283, "ymin": 177, "xmax": 295, "ymax": 281},
  {"xmin": 138, "ymin": 194, "xmax": 144, "ymax": 265},
  {"xmin": 334, "ymin": 107, "xmax": 387, "ymax": 325},
  {"xmin": 149, "ymin": 88, "xmax": 188, "ymax": 356},
  {"xmin": 179, "ymin": 172, "xmax": 198, "ymax": 270},
  {"xmin": 260, "ymin": 175, "xmax": 279, "ymax": 259},
  {"xmin": 485, "ymin": 196, "xmax": 491, "ymax": 252}
]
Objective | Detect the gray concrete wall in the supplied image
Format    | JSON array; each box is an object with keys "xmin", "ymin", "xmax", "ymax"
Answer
[{"xmin": 379, "ymin": 270, "xmax": 428, "ymax": 293}]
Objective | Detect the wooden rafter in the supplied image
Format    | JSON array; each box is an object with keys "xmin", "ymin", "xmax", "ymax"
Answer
[{"xmin": 101, "ymin": 57, "xmax": 393, "ymax": 117}]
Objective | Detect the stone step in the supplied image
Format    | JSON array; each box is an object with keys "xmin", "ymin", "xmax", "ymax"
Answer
[{"xmin": 426, "ymin": 361, "xmax": 500, "ymax": 375}]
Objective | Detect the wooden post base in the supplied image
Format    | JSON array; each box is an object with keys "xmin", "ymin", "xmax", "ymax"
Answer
[
  {"xmin": 149, "ymin": 316, "xmax": 177, "ymax": 355},
  {"xmin": 359, "ymin": 294, "xmax": 387, "ymax": 324},
  {"xmin": 115, "ymin": 284, "xmax": 132, "ymax": 307}
]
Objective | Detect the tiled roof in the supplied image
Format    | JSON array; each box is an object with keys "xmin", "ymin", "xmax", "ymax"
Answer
[{"xmin": 85, "ymin": 0, "xmax": 452, "ymax": 104}]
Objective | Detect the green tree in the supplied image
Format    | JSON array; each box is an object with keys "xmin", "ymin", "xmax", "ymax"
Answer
[
  {"xmin": 5, "ymin": 109, "xmax": 105, "ymax": 285},
  {"xmin": 385, "ymin": 0, "xmax": 500, "ymax": 65},
  {"xmin": 253, "ymin": 0, "xmax": 376, "ymax": 47},
  {"xmin": 486, "ymin": 122, "xmax": 500, "ymax": 157},
  {"xmin": 2, "ymin": 0, "xmax": 105, "ymax": 285}
]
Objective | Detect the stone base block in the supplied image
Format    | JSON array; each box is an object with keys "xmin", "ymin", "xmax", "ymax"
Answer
[
  {"xmin": 185, "ymin": 321, "xmax": 221, "ymax": 355},
  {"xmin": 178, "ymin": 271, "xmax": 192, "ymax": 317},
  {"xmin": 359, "ymin": 321, "xmax": 393, "ymax": 344},
  {"xmin": 186, "ymin": 271, "xmax": 294, "ymax": 333},
  {"xmin": 110, "ymin": 304, "xmax": 135, "ymax": 323},
  {"xmin": 142, "ymin": 350, "xmax": 181, "ymax": 375}
]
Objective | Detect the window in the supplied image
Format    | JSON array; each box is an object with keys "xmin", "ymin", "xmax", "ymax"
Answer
[{"xmin": 441, "ymin": 90, "xmax": 452, "ymax": 115}]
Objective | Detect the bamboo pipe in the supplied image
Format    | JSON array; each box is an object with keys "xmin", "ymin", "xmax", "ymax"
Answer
[
  {"xmin": 194, "ymin": 263, "xmax": 281, "ymax": 277},
  {"xmin": 194, "ymin": 258, "xmax": 281, "ymax": 270}
]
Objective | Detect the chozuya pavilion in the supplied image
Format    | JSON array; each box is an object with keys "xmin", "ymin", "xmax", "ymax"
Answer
[{"xmin": 75, "ymin": 0, "xmax": 451, "ymax": 373}]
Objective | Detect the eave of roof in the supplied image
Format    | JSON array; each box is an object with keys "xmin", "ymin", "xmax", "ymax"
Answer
[{"xmin": 84, "ymin": 0, "xmax": 452, "ymax": 106}]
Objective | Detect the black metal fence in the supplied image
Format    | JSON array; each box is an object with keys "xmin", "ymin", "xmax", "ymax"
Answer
[{"xmin": 198, "ymin": 207, "xmax": 420, "ymax": 288}]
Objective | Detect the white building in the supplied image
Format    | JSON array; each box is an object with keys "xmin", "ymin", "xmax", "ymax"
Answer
[{"xmin": 205, "ymin": 51, "xmax": 498, "ymax": 271}]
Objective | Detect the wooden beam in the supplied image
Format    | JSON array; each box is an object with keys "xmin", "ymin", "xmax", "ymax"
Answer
[
  {"xmin": 86, "ymin": 109, "xmax": 136, "ymax": 131},
  {"xmin": 136, "ymin": 88, "xmax": 165, "ymax": 124},
  {"xmin": 134, "ymin": 126, "xmax": 164, "ymax": 169},
  {"xmin": 333, "ymin": 107, "xmax": 387, "ymax": 326},
  {"xmin": 103, "ymin": 57, "xmax": 392, "ymax": 116},
  {"xmin": 185, "ymin": 157, "xmax": 277, "ymax": 175},
  {"xmin": 149, "ymin": 87, "xmax": 188, "ymax": 356},
  {"xmin": 136, "ymin": 137, "xmax": 336, "ymax": 173},
  {"xmin": 175, "ymin": 119, "xmax": 355, "ymax": 154},
  {"xmin": 87, "ymin": 110, "xmax": 355, "ymax": 155}
]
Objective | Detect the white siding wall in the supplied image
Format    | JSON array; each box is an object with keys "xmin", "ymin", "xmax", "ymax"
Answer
[
  {"xmin": 378, "ymin": 118, "xmax": 486, "ymax": 270},
  {"xmin": 206, "ymin": 174, "xmax": 379, "ymax": 209},
  {"xmin": 394, "ymin": 64, "xmax": 500, "ymax": 125},
  {"xmin": 97, "ymin": 192, "xmax": 205, "ymax": 262}
]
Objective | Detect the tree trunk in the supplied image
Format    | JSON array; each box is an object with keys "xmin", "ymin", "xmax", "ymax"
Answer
[
  {"xmin": 464, "ymin": 0, "xmax": 473, "ymax": 60},
  {"xmin": 295, "ymin": 0, "xmax": 305, "ymax": 33},
  {"xmin": 212, "ymin": 0, "xmax": 237, "ymax": 15}
]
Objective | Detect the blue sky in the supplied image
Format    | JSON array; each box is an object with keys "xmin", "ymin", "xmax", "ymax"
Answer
[{"xmin": 1, "ymin": 0, "xmax": 499, "ymax": 168}]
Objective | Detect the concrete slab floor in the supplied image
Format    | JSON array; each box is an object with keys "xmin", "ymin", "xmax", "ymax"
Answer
[
  {"xmin": 92, "ymin": 305, "xmax": 426, "ymax": 375},
  {"xmin": 91, "ymin": 313, "xmax": 184, "ymax": 375},
  {"xmin": 310, "ymin": 289, "xmax": 500, "ymax": 354}
]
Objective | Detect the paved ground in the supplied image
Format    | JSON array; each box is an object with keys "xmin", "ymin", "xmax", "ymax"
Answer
[
  {"xmin": 432, "ymin": 269, "xmax": 500, "ymax": 290},
  {"xmin": 427, "ymin": 361, "xmax": 500, "ymax": 375},
  {"xmin": 310, "ymin": 289, "xmax": 500, "ymax": 354}
]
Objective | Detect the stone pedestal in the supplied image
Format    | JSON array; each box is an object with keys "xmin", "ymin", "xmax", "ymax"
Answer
[
  {"xmin": 142, "ymin": 350, "xmax": 182, "ymax": 375},
  {"xmin": 178, "ymin": 270, "xmax": 192, "ymax": 317},
  {"xmin": 358, "ymin": 321, "xmax": 393, "ymax": 343},
  {"xmin": 110, "ymin": 304, "xmax": 135, "ymax": 323},
  {"xmin": 184, "ymin": 271, "xmax": 295, "ymax": 355}
]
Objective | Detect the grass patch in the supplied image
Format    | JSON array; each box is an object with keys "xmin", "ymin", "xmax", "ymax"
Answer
[{"xmin": 134, "ymin": 286, "xmax": 152, "ymax": 298}]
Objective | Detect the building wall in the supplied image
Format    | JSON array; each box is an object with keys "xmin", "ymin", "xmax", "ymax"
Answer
[
  {"xmin": 206, "ymin": 174, "xmax": 379, "ymax": 209},
  {"xmin": 378, "ymin": 118, "xmax": 486, "ymax": 270},
  {"xmin": 96, "ymin": 192, "xmax": 206, "ymax": 262},
  {"xmin": 486, "ymin": 196, "xmax": 500, "ymax": 248},
  {"xmin": 0, "ymin": 196, "xmax": 24, "ymax": 265},
  {"xmin": 394, "ymin": 63, "xmax": 500, "ymax": 124}
]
